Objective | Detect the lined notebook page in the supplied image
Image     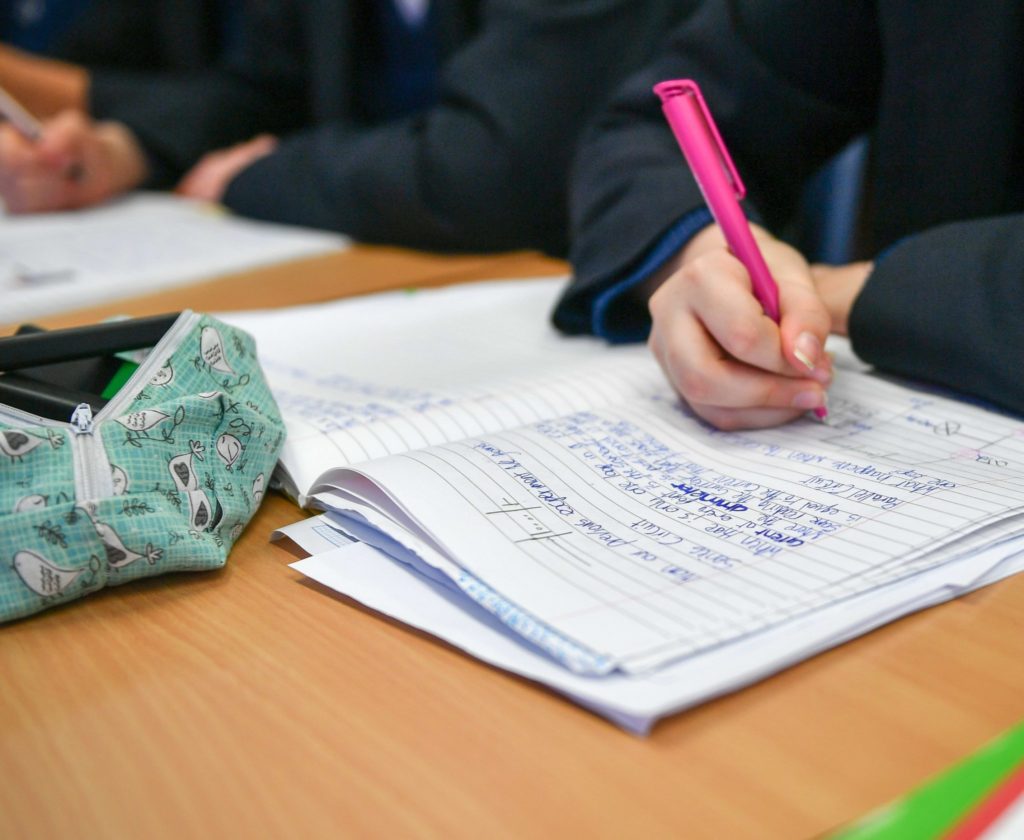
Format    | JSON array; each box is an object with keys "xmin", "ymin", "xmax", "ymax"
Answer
[
  {"xmin": 226, "ymin": 278, "xmax": 663, "ymax": 503},
  {"xmin": 229, "ymin": 278, "xmax": 1024, "ymax": 676},
  {"xmin": 317, "ymin": 370, "xmax": 1024, "ymax": 675}
]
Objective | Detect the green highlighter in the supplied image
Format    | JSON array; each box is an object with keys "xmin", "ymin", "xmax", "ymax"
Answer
[
  {"xmin": 833, "ymin": 720, "xmax": 1024, "ymax": 839},
  {"xmin": 101, "ymin": 358, "xmax": 140, "ymax": 400},
  {"xmin": 0, "ymin": 316, "xmax": 174, "ymax": 420}
]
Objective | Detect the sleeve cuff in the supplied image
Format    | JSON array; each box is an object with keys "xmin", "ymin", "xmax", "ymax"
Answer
[{"xmin": 590, "ymin": 207, "xmax": 713, "ymax": 343}]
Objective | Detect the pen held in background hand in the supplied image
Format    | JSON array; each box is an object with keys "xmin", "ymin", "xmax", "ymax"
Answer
[
  {"xmin": 0, "ymin": 83, "xmax": 43, "ymax": 141},
  {"xmin": 0, "ymin": 83, "xmax": 83, "ymax": 181},
  {"xmin": 654, "ymin": 78, "xmax": 828, "ymax": 420}
]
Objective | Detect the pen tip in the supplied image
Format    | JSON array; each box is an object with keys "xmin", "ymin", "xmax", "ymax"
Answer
[{"xmin": 814, "ymin": 393, "xmax": 829, "ymax": 421}]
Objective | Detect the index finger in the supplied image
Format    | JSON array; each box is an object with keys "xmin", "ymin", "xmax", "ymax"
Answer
[
  {"xmin": 674, "ymin": 249, "xmax": 794, "ymax": 376},
  {"xmin": 35, "ymin": 110, "xmax": 93, "ymax": 170},
  {"xmin": 777, "ymin": 267, "xmax": 832, "ymax": 381},
  {"xmin": 0, "ymin": 123, "xmax": 44, "ymax": 170}
]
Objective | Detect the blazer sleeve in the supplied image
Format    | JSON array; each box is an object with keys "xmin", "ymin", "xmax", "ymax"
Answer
[
  {"xmin": 49, "ymin": 0, "xmax": 156, "ymax": 69},
  {"xmin": 220, "ymin": 0, "xmax": 690, "ymax": 255},
  {"xmin": 553, "ymin": 0, "xmax": 881, "ymax": 334},
  {"xmin": 55, "ymin": 0, "xmax": 222, "ymax": 71},
  {"xmin": 850, "ymin": 215, "xmax": 1024, "ymax": 417},
  {"xmin": 88, "ymin": 0, "xmax": 312, "ymax": 188}
]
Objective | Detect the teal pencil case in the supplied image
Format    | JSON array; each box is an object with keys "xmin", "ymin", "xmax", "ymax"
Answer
[{"xmin": 0, "ymin": 313, "xmax": 285, "ymax": 622}]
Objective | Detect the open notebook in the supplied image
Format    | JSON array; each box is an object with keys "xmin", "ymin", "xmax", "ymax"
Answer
[{"xmin": 224, "ymin": 279, "xmax": 1024, "ymax": 731}]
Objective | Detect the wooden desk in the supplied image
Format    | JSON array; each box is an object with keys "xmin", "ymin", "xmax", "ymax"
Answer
[{"xmin": 2, "ymin": 247, "xmax": 1022, "ymax": 839}]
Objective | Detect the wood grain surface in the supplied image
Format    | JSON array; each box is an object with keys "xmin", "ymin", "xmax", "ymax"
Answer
[{"xmin": 2, "ymin": 247, "xmax": 1021, "ymax": 839}]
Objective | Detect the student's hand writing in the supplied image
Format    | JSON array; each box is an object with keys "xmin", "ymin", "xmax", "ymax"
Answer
[
  {"xmin": 646, "ymin": 223, "xmax": 832, "ymax": 430},
  {"xmin": 175, "ymin": 134, "xmax": 278, "ymax": 202},
  {"xmin": 0, "ymin": 110, "xmax": 146, "ymax": 213}
]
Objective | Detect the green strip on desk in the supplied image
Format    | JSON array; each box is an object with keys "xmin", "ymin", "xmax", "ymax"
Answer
[{"xmin": 832, "ymin": 720, "xmax": 1024, "ymax": 840}]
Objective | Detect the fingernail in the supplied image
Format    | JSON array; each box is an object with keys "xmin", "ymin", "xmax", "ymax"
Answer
[
  {"xmin": 792, "ymin": 390, "xmax": 825, "ymax": 410},
  {"xmin": 793, "ymin": 332, "xmax": 822, "ymax": 372}
]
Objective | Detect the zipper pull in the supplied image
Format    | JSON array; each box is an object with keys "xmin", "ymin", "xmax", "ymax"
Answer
[{"xmin": 69, "ymin": 403, "xmax": 95, "ymax": 435}]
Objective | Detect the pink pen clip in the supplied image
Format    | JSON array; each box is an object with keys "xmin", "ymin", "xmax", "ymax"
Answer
[{"xmin": 655, "ymin": 79, "xmax": 827, "ymax": 419}]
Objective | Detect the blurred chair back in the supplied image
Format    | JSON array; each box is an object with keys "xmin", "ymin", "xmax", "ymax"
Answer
[{"xmin": 800, "ymin": 135, "xmax": 868, "ymax": 264}]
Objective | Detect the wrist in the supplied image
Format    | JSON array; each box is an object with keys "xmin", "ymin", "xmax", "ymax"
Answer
[
  {"xmin": 812, "ymin": 261, "xmax": 873, "ymax": 336},
  {"xmin": 96, "ymin": 122, "xmax": 147, "ymax": 195},
  {"xmin": 0, "ymin": 46, "xmax": 87, "ymax": 116}
]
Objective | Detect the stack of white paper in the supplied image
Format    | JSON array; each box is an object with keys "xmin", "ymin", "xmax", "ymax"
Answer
[
  {"xmin": 1, "ymin": 192, "xmax": 348, "ymax": 321},
  {"xmin": 277, "ymin": 515, "xmax": 1024, "ymax": 734}
]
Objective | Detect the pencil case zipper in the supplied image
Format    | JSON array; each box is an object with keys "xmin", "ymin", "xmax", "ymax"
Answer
[{"xmin": 0, "ymin": 311, "xmax": 200, "ymax": 504}]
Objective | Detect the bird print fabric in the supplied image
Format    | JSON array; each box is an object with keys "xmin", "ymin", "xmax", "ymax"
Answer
[{"xmin": 0, "ymin": 314, "xmax": 286, "ymax": 622}]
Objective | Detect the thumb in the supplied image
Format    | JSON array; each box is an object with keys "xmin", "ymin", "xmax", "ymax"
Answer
[{"xmin": 777, "ymin": 270, "xmax": 832, "ymax": 382}]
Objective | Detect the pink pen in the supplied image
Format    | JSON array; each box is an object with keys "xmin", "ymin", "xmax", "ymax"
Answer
[{"xmin": 654, "ymin": 79, "xmax": 827, "ymax": 418}]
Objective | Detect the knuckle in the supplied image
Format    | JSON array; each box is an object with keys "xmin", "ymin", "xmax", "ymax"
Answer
[
  {"xmin": 721, "ymin": 321, "xmax": 760, "ymax": 359},
  {"xmin": 755, "ymin": 380, "xmax": 785, "ymax": 407},
  {"xmin": 677, "ymin": 259, "xmax": 713, "ymax": 292},
  {"xmin": 61, "ymin": 109, "xmax": 88, "ymax": 129},
  {"xmin": 715, "ymin": 414, "xmax": 745, "ymax": 432},
  {"xmin": 674, "ymin": 364, "xmax": 712, "ymax": 403},
  {"xmin": 699, "ymin": 407, "xmax": 741, "ymax": 432}
]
